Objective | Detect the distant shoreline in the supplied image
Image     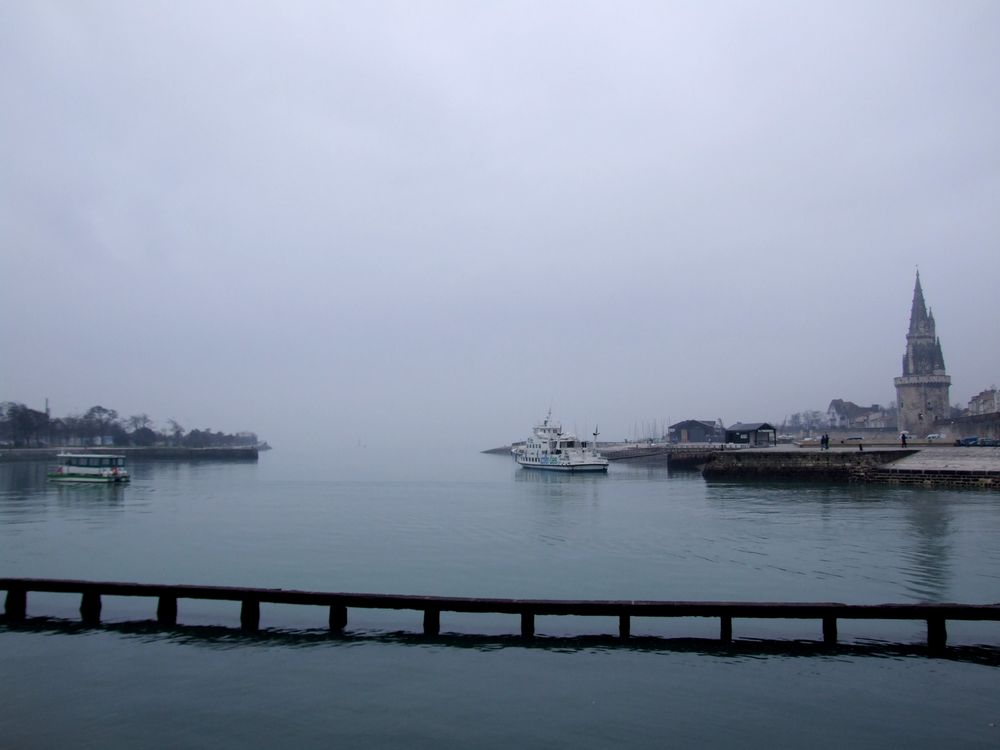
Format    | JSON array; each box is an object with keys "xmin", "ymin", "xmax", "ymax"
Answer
[{"xmin": 0, "ymin": 446, "xmax": 259, "ymax": 462}]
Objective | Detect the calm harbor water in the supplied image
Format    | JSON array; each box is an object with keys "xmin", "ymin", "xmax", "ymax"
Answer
[{"xmin": 2, "ymin": 449, "xmax": 999, "ymax": 748}]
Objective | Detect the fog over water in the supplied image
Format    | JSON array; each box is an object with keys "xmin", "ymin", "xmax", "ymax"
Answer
[{"xmin": 2, "ymin": 2, "xmax": 998, "ymax": 453}]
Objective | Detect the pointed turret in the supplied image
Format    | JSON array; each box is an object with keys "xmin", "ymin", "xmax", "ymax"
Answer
[
  {"xmin": 908, "ymin": 271, "xmax": 930, "ymax": 335},
  {"xmin": 934, "ymin": 338, "xmax": 946, "ymax": 373}
]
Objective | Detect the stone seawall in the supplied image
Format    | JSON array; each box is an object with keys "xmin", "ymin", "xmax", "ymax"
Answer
[
  {"xmin": 0, "ymin": 447, "xmax": 259, "ymax": 462},
  {"xmin": 702, "ymin": 450, "xmax": 916, "ymax": 481},
  {"xmin": 866, "ymin": 468, "xmax": 998, "ymax": 489},
  {"xmin": 701, "ymin": 448, "xmax": 1000, "ymax": 489}
]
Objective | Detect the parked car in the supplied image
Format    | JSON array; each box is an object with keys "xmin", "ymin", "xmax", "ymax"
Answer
[
  {"xmin": 925, "ymin": 433, "xmax": 942, "ymax": 441},
  {"xmin": 980, "ymin": 437, "xmax": 1000, "ymax": 447},
  {"xmin": 845, "ymin": 436, "xmax": 864, "ymax": 441},
  {"xmin": 957, "ymin": 437, "xmax": 980, "ymax": 447}
]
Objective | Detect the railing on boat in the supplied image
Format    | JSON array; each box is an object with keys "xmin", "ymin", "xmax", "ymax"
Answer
[{"xmin": 3, "ymin": 577, "xmax": 999, "ymax": 650}]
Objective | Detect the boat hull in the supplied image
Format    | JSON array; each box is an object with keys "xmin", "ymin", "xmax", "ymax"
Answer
[
  {"xmin": 48, "ymin": 474, "xmax": 130, "ymax": 483},
  {"xmin": 515, "ymin": 459, "xmax": 608, "ymax": 472}
]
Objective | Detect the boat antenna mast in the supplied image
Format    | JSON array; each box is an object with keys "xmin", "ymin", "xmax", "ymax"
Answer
[{"xmin": 592, "ymin": 425, "xmax": 600, "ymax": 452}]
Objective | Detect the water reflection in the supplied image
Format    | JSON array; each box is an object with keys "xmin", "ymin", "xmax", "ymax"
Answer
[
  {"xmin": 513, "ymin": 468, "xmax": 607, "ymax": 484},
  {"xmin": 700, "ymin": 480, "xmax": 960, "ymax": 604},
  {"xmin": 4, "ymin": 618, "xmax": 999, "ymax": 665},
  {"xmin": 0, "ymin": 460, "xmax": 50, "ymax": 494},
  {"xmin": 52, "ymin": 483, "xmax": 127, "ymax": 504},
  {"xmin": 901, "ymin": 497, "xmax": 953, "ymax": 601},
  {"xmin": 514, "ymin": 467, "xmax": 607, "ymax": 510}
]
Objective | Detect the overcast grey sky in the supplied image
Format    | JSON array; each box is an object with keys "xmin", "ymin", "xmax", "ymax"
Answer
[{"xmin": 2, "ymin": 1, "xmax": 998, "ymax": 451}]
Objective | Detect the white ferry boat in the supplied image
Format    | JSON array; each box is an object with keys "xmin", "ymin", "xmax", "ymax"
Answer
[
  {"xmin": 48, "ymin": 453, "xmax": 131, "ymax": 483},
  {"xmin": 513, "ymin": 412, "xmax": 609, "ymax": 472}
]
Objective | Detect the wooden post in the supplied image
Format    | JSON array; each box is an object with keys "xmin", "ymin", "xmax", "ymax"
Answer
[
  {"xmin": 619, "ymin": 614, "xmax": 630, "ymax": 640},
  {"xmin": 240, "ymin": 598, "xmax": 260, "ymax": 632},
  {"xmin": 157, "ymin": 596, "xmax": 178, "ymax": 626},
  {"xmin": 4, "ymin": 587, "xmax": 26, "ymax": 621},
  {"xmin": 823, "ymin": 617, "xmax": 838, "ymax": 645},
  {"xmin": 80, "ymin": 591, "xmax": 101, "ymax": 624},
  {"xmin": 927, "ymin": 618, "xmax": 947, "ymax": 650},
  {"xmin": 423, "ymin": 608, "xmax": 440, "ymax": 636},
  {"xmin": 720, "ymin": 616, "xmax": 733, "ymax": 643},
  {"xmin": 329, "ymin": 605, "xmax": 347, "ymax": 631},
  {"xmin": 521, "ymin": 612, "xmax": 534, "ymax": 638}
]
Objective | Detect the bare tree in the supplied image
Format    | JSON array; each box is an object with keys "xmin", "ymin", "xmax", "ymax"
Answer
[
  {"xmin": 83, "ymin": 406, "xmax": 119, "ymax": 445},
  {"xmin": 167, "ymin": 419, "xmax": 185, "ymax": 446},
  {"xmin": 127, "ymin": 413, "xmax": 153, "ymax": 431}
]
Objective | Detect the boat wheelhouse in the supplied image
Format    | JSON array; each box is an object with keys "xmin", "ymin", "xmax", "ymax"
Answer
[
  {"xmin": 512, "ymin": 411, "xmax": 609, "ymax": 472},
  {"xmin": 48, "ymin": 453, "xmax": 131, "ymax": 483}
]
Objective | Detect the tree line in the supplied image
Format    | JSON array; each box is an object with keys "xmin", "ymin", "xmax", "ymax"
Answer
[{"xmin": 0, "ymin": 402, "xmax": 259, "ymax": 449}]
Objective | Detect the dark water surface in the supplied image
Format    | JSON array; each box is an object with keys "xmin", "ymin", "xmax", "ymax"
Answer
[{"xmin": 2, "ymin": 451, "xmax": 999, "ymax": 747}]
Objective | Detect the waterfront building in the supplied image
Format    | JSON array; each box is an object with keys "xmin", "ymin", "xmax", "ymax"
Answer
[
  {"xmin": 894, "ymin": 271, "xmax": 951, "ymax": 434},
  {"xmin": 968, "ymin": 387, "xmax": 1000, "ymax": 416},
  {"xmin": 668, "ymin": 419, "xmax": 724, "ymax": 443},
  {"xmin": 826, "ymin": 400, "xmax": 895, "ymax": 430},
  {"xmin": 725, "ymin": 422, "xmax": 777, "ymax": 446}
]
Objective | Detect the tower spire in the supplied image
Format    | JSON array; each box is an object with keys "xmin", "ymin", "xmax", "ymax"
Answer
[{"xmin": 908, "ymin": 270, "xmax": 928, "ymax": 334}]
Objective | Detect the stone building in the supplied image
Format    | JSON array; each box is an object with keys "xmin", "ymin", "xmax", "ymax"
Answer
[
  {"xmin": 968, "ymin": 387, "xmax": 1000, "ymax": 416},
  {"xmin": 827, "ymin": 400, "xmax": 895, "ymax": 430},
  {"xmin": 894, "ymin": 271, "xmax": 951, "ymax": 434}
]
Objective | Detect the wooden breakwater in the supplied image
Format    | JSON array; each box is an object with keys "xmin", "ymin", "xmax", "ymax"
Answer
[
  {"xmin": 3, "ymin": 577, "xmax": 998, "ymax": 649},
  {"xmin": 0, "ymin": 446, "xmax": 258, "ymax": 462}
]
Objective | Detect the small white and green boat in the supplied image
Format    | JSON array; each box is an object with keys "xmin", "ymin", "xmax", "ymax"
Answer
[{"xmin": 48, "ymin": 453, "xmax": 131, "ymax": 483}]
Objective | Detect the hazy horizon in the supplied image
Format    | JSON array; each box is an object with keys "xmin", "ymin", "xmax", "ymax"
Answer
[{"xmin": 3, "ymin": 2, "xmax": 998, "ymax": 452}]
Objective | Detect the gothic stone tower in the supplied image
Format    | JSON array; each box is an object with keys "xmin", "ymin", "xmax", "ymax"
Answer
[{"xmin": 894, "ymin": 271, "xmax": 950, "ymax": 434}]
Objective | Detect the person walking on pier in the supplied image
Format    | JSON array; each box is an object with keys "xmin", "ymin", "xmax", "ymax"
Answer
[{"xmin": 901, "ymin": 433, "xmax": 908, "ymax": 448}]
